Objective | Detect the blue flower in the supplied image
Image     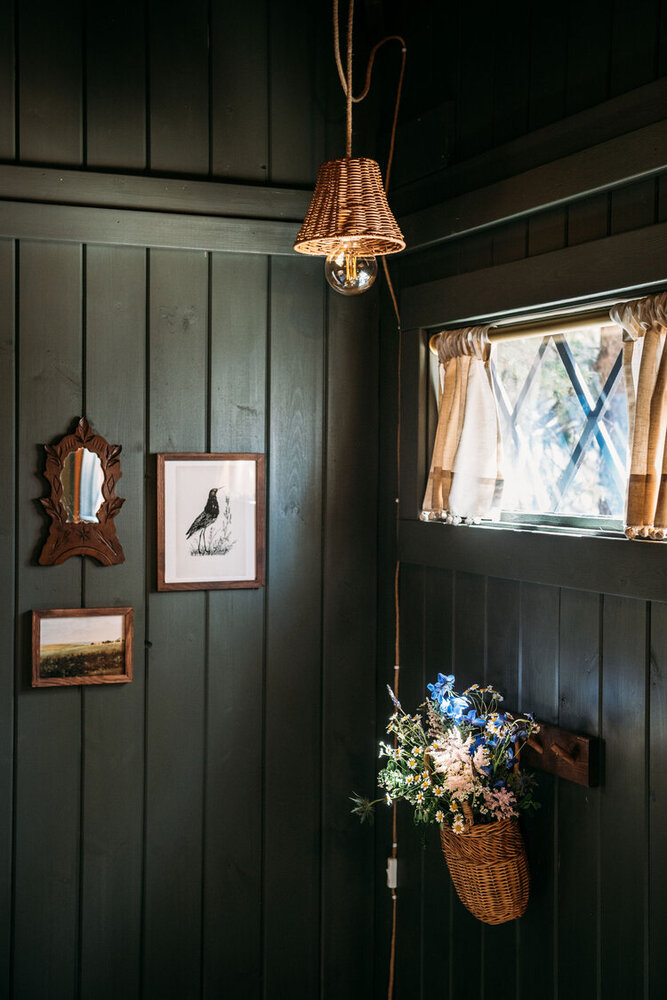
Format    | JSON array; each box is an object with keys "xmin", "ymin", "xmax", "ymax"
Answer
[
  {"xmin": 464, "ymin": 709, "xmax": 486, "ymax": 727},
  {"xmin": 439, "ymin": 694, "xmax": 468, "ymax": 721},
  {"xmin": 427, "ymin": 673, "xmax": 455, "ymax": 700}
]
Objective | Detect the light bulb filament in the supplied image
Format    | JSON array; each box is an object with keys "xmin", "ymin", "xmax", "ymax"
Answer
[{"xmin": 324, "ymin": 247, "xmax": 377, "ymax": 295}]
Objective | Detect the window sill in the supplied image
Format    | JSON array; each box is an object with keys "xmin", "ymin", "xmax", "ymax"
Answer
[
  {"xmin": 399, "ymin": 517, "xmax": 667, "ymax": 602},
  {"xmin": 481, "ymin": 518, "xmax": 624, "ymax": 541}
]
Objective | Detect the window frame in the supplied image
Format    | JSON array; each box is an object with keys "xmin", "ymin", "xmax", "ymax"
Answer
[{"xmin": 399, "ymin": 322, "xmax": 667, "ymax": 603}]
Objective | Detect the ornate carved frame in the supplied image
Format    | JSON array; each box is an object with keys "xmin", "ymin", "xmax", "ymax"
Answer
[{"xmin": 38, "ymin": 417, "xmax": 125, "ymax": 566}]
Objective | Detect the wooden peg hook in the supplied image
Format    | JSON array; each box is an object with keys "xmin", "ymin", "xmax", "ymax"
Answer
[
  {"xmin": 520, "ymin": 720, "xmax": 596, "ymax": 786},
  {"xmin": 550, "ymin": 742, "xmax": 577, "ymax": 766}
]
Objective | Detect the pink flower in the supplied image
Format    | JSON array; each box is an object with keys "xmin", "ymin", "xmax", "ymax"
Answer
[{"xmin": 482, "ymin": 785, "xmax": 518, "ymax": 821}]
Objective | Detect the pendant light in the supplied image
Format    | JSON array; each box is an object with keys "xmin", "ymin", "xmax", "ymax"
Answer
[{"xmin": 293, "ymin": 0, "xmax": 406, "ymax": 295}]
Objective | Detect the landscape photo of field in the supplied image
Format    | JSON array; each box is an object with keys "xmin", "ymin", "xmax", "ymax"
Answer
[{"xmin": 32, "ymin": 608, "xmax": 133, "ymax": 686}]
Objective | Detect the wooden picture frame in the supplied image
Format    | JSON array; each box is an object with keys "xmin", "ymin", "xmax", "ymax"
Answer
[
  {"xmin": 38, "ymin": 417, "xmax": 125, "ymax": 566},
  {"xmin": 157, "ymin": 453, "xmax": 265, "ymax": 591},
  {"xmin": 32, "ymin": 607, "xmax": 133, "ymax": 687}
]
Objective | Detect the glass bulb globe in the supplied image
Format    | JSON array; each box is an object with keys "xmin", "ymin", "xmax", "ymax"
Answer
[{"xmin": 324, "ymin": 248, "xmax": 377, "ymax": 296}]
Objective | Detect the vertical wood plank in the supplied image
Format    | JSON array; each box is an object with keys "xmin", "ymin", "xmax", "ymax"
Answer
[
  {"xmin": 263, "ymin": 255, "xmax": 324, "ymax": 999},
  {"xmin": 492, "ymin": 3, "xmax": 530, "ymax": 146},
  {"xmin": 649, "ymin": 601, "xmax": 667, "ymax": 1000},
  {"xmin": 0, "ymin": 3, "xmax": 14, "ymax": 158},
  {"xmin": 202, "ymin": 252, "xmax": 267, "ymax": 999},
  {"xmin": 610, "ymin": 0, "xmax": 659, "ymax": 97},
  {"xmin": 395, "ymin": 243, "xmax": 460, "ymax": 297},
  {"xmin": 393, "ymin": 563, "xmax": 425, "ymax": 1000},
  {"xmin": 517, "ymin": 583, "xmax": 559, "ymax": 999},
  {"xmin": 79, "ymin": 246, "xmax": 147, "ymax": 1000},
  {"xmin": 450, "ymin": 571, "xmax": 485, "ymax": 1000},
  {"xmin": 268, "ymin": 0, "xmax": 325, "ymax": 185},
  {"xmin": 399, "ymin": 327, "xmax": 427, "ymax": 520},
  {"xmin": 557, "ymin": 588, "xmax": 601, "ymax": 1000},
  {"xmin": 492, "ymin": 221, "xmax": 528, "ymax": 267},
  {"xmin": 13, "ymin": 241, "xmax": 82, "ymax": 998},
  {"xmin": 658, "ymin": 176, "xmax": 667, "ymax": 224},
  {"xmin": 144, "ymin": 248, "xmax": 208, "ymax": 999},
  {"xmin": 374, "ymin": 285, "xmax": 401, "ymax": 1000},
  {"xmin": 567, "ymin": 193, "xmax": 610, "ymax": 247},
  {"xmin": 422, "ymin": 566, "xmax": 454, "ymax": 1000},
  {"xmin": 321, "ymin": 289, "xmax": 378, "ymax": 999},
  {"xmin": 455, "ymin": 11, "xmax": 494, "ymax": 161},
  {"xmin": 610, "ymin": 179, "xmax": 657, "ymax": 235},
  {"xmin": 457, "ymin": 232, "xmax": 494, "ymax": 276},
  {"xmin": 86, "ymin": 3, "xmax": 147, "ymax": 170},
  {"xmin": 210, "ymin": 0, "xmax": 269, "ymax": 181},
  {"xmin": 600, "ymin": 595, "xmax": 647, "ymax": 998},
  {"xmin": 0, "ymin": 240, "xmax": 14, "ymax": 996},
  {"xmin": 18, "ymin": 0, "xmax": 82, "ymax": 164},
  {"xmin": 483, "ymin": 578, "xmax": 521, "ymax": 1000},
  {"xmin": 527, "ymin": 3, "xmax": 567, "ymax": 130},
  {"xmin": 565, "ymin": 0, "xmax": 612, "ymax": 115},
  {"xmin": 148, "ymin": 0, "xmax": 209, "ymax": 175},
  {"xmin": 527, "ymin": 208, "xmax": 567, "ymax": 257}
]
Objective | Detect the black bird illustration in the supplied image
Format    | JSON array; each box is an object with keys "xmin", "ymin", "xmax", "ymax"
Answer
[{"xmin": 186, "ymin": 487, "xmax": 223, "ymax": 554}]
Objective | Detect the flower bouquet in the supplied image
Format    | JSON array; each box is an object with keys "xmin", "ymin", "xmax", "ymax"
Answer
[{"xmin": 354, "ymin": 674, "xmax": 540, "ymax": 924}]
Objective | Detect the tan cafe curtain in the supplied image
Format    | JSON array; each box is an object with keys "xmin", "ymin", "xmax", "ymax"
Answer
[
  {"xmin": 610, "ymin": 290, "xmax": 667, "ymax": 539},
  {"xmin": 421, "ymin": 325, "xmax": 503, "ymax": 523}
]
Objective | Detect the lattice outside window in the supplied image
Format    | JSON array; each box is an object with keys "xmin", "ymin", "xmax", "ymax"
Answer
[{"xmin": 488, "ymin": 322, "xmax": 627, "ymax": 532}]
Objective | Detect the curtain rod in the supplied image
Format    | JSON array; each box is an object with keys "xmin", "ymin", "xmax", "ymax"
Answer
[{"xmin": 428, "ymin": 304, "xmax": 619, "ymax": 355}]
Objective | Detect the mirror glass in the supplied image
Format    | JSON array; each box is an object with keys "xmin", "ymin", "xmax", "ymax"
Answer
[{"xmin": 61, "ymin": 448, "xmax": 105, "ymax": 523}]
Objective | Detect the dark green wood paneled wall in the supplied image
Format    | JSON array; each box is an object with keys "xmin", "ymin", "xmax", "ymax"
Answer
[
  {"xmin": 376, "ymin": 3, "xmax": 667, "ymax": 998},
  {"xmin": 0, "ymin": 2, "xmax": 379, "ymax": 998},
  {"xmin": 382, "ymin": 567, "xmax": 666, "ymax": 1000},
  {"xmin": 385, "ymin": 0, "xmax": 667, "ymax": 202}
]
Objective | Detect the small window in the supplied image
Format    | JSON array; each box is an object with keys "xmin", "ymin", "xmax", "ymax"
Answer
[
  {"xmin": 492, "ymin": 321, "xmax": 627, "ymax": 531},
  {"xmin": 430, "ymin": 319, "xmax": 629, "ymax": 533}
]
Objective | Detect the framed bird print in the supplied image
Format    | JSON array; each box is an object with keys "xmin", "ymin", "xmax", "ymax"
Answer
[{"xmin": 157, "ymin": 453, "xmax": 265, "ymax": 591}]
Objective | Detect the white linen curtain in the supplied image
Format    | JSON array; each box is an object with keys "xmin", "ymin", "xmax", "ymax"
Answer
[
  {"xmin": 421, "ymin": 325, "xmax": 503, "ymax": 523},
  {"xmin": 610, "ymin": 290, "xmax": 667, "ymax": 539}
]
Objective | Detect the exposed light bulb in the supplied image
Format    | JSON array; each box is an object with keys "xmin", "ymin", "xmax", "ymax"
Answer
[{"xmin": 324, "ymin": 247, "xmax": 377, "ymax": 295}]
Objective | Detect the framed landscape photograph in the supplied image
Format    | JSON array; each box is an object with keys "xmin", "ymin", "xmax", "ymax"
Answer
[
  {"xmin": 32, "ymin": 607, "xmax": 133, "ymax": 687},
  {"xmin": 157, "ymin": 453, "xmax": 265, "ymax": 591}
]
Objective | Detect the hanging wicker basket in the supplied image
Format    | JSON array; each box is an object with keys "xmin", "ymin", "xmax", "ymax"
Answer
[{"xmin": 439, "ymin": 818, "xmax": 529, "ymax": 925}]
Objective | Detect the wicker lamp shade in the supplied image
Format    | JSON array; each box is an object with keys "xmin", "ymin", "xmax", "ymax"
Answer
[{"xmin": 293, "ymin": 157, "xmax": 405, "ymax": 257}]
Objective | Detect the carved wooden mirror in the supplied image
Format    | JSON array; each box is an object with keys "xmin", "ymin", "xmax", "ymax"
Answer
[{"xmin": 39, "ymin": 417, "xmax": 125, "ymax": 565}]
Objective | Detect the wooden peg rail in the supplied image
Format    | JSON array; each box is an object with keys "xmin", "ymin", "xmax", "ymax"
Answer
[{"xmin": 520, "ymin": 721, "xmax": 598, "ymax": 787}]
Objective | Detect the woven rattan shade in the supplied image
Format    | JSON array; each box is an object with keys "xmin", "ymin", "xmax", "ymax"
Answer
[{"xmin": 294, "ymin": 157, "xmax": 405, "ymax": 257}]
